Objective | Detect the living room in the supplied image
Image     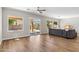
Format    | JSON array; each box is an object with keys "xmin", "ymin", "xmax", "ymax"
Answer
[{"xmin": 0, "ymin": 7, "xmax": 79, "ymax": 52}]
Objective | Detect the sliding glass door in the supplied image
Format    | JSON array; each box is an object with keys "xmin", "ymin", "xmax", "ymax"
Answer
[{"xmin": 30, "ymin": 18, "xmax": 41, "ymax": 35}]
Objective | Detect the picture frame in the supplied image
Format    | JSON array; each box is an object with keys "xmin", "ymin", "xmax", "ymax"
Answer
[{"xmin": 7, "ymin": 16, "xmax": 24, "ymax": 32}]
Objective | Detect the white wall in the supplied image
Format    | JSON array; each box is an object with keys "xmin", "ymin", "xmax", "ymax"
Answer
[
  {"xmin": 40, "ymin": 16, "xmax": 48, "ymax": 34},
  {"xmin": 60, "ymin": 17, "xmax": 79, "ymax": 34},
  {"xmin": 2, "ymin": 7, "xmax": 48, "ymax": 40},
  {"xmin": 2, "ymin": 8, "xmax": 30, "ymax": 40},
  {"xmin": 0, "ymin": 7, "xmax": 2, "ymax": 41}
]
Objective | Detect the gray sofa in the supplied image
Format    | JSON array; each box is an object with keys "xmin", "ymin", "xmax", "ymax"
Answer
[{"xmin": 49, "ymin": 29, "xmax": 77, "ymax": 39}]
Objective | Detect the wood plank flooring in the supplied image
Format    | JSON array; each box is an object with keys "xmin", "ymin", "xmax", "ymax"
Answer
[{"xmin": 0, "ymin": 34, "xmax": 79, "ymax": 52}]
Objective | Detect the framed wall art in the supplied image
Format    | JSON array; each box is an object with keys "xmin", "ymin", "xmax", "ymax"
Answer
[{"xmin": 8, "ymin": 16, "xmax": 23, "ymax": 31}]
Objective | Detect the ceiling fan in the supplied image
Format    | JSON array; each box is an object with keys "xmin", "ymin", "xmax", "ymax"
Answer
[
  {"xmin": 37, "ymin": 7, "xmax": 46, "ymax": 13},
  {"xmin": 27, "ymin": 7, "xmax": 46, "ymax": 13}
]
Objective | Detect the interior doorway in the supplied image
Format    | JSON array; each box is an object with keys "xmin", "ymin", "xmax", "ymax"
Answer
[{"xmin": 30, "ymin": 17, "xmax": 41, "ymax": 35}]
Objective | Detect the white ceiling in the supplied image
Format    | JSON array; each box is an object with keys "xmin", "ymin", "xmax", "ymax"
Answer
[{"xmin": 10, "ymin": 7, "xmax": 79, "ymax": 19}]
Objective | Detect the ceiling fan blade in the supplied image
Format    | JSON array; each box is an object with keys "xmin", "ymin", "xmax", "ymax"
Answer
[
  {"xmin": 37, "ymin": 7, "xmax": 46, "ymax": 11},
  {"xmin": 38, "ymin": 9, "xmax": 46, "ymax": 11}
]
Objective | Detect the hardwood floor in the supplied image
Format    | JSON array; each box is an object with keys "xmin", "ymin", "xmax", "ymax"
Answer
[{"xmin": 0, "ymin": 34, "xmax": 79, "ymax": 52}]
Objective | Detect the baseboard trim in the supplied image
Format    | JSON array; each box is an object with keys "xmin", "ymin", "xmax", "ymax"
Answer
[
  {"xmin": 2, "ymin": 35, "xmax": 30, "ymax": 40},
  {"xmin": 40, "ymin": 33, "xmax": 48, "ymax": 35}
]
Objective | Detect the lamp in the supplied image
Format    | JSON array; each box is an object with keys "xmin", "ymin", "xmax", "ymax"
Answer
[{"xmin": 64, "ymin": 25, "xmax": 71, "ymax": 31}]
